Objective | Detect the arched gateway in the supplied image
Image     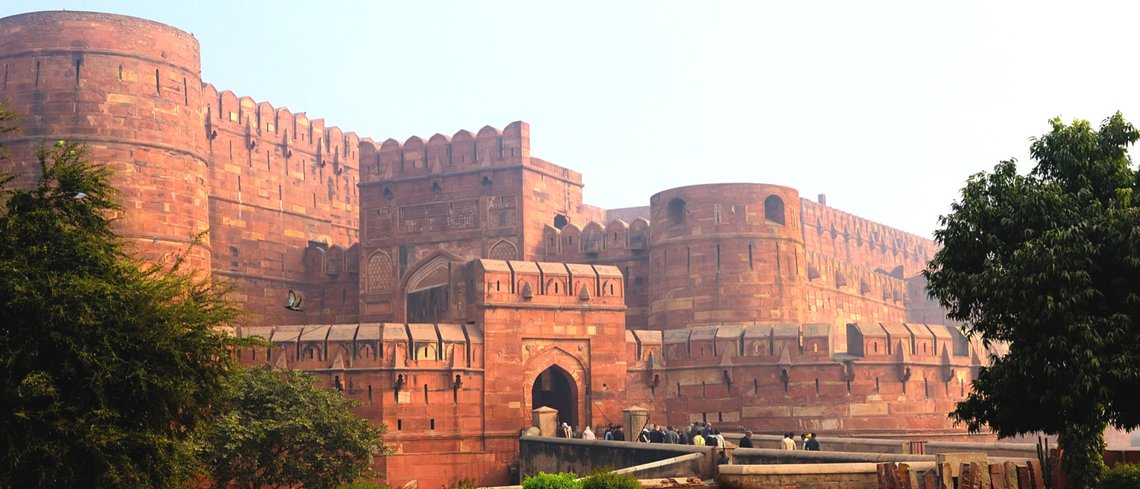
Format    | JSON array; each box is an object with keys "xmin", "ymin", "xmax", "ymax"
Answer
[{"xmin": 530, "ymin": 365, "xmax": 579, "ymax": 429}]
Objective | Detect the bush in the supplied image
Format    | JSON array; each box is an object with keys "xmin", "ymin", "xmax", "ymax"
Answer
[
  {"xmin": 581, "ymin": 471, "xmax": 642, "ymax": 489},
  {"xmin": 523, "ymin": 472, "xmax": 580, "ymax": 489},
  {"xmin": 338, "ymin": 482, "xmax": 392, "ymax": 489},
  {"xmin": 1100, "ymin": 464, "xmax": 1140, "ymax": 489},
  {"xmin": 442, "ymin": 478, "xmax": 477, "ymax": 489}
]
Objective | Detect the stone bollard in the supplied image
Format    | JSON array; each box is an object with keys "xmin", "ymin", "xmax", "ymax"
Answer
[
  {"xmin": 622, "ymin": 406, "xmax": 649, "ymax": 442},
  {"xmin": 532, "ymin": 406, "xmax": 558, "ymax": 437}
]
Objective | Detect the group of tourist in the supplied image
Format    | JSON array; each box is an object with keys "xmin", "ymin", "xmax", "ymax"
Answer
[
  {"xmin": 633, "ymin": 422, "xmax": 728, "ymax": 447},
  {"xmin": 565, "ymin": 422, "xmax": 733, "ymax": 446},
  {"xmin": 780, "ymin": 432, "xmax": 821, "ymax": 450},
  {"xmin": 558, "ymin": 422, "xmax": 821, "ymax": 452}
]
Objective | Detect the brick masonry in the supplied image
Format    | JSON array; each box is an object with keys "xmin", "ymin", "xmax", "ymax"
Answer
[{"xmin": 0, "ymin": 10, "xmax": 993, "ymax": 489}]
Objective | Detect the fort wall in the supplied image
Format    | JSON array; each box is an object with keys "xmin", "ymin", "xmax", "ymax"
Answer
[
  {"xmin": 0, "ymin": 11, "xmax": 987, "ymax": 489},
  {"xmin": 357, "ymin": 122, "xmax": 597, "ymax": 322},
  {"xmin": 648, "ymin": 184, "xmax": 808, "ymax": 329},
  {"xmin": 201, "ymin": 84, "xmax": 360, "ymax": 324},
  {"xmin": 800, "ymin": 198, "xmax": 934, "ymax": 277},
  {"xmin": 0, "ymin": 11, "xmax": 211, "ymax": 271}
]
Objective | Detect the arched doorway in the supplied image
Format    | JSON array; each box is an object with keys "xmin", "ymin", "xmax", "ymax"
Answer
[{"xmin": 531, "ymin": 365, "xmax": 578, "ymax": 429}]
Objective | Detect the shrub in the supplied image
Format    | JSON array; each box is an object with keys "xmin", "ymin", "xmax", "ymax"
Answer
[
  {"xmin": 338, "ymin": 482, "xmax": 392, "ymax": 489},
  {"xmin": 523, "ymin": 472, "xmax": 580, "ymax": 489},
  {"xmin": 581, "ymin": 471, "xmax": 642, "ymax": 489},
  {"xmin": 444, "ymin": 478, "xmax": 477, "ymax": 489},
  {"xmin": 1100, "ymin": 464, "xmax": 1140, "ymax": 489}
]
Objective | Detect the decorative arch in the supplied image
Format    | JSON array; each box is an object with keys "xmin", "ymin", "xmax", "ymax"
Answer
[
  {"xmin": 398, "ymin": 251, "xmax": 464, "ymax": 323},
  {"xmin": 403, "ymin": 253, "xmax": 454, "ymax": 293},
  {"xmin": 487, "ymin": 239, "xmax": 518, "ymax": 261},
  {"xmin": 524, "ymin": 346, "xmax": 587, "ymax": 429},
  {"xmin": 365, "ymin": 251, "xmax": 394, "ymax": 293}
]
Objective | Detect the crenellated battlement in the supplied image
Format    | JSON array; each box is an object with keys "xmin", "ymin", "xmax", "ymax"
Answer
[
  {"xmin": 803, "ymin": 250, "xmax": 908, "ymax": 306},
  {"xmin": 471, "ymin": 259, "xmax": 625, "ymax": 305},
  {"xmin": 236, "ymin": 322, "xmax": 484, "ymax": 371},
  {"xmin": 541, "ymin": 217, "xmax": 652, "ymax": 261},
  {"xmin": 800, "ymin": 198, "xmax": 935, "ymax": 276},
  {"xmin": 203, "ymin": 84, "xmax": 361, "ymax": 172},
  {"xmin": 357, "ymin": 121, "xmax": 582, "ymax": 185}
]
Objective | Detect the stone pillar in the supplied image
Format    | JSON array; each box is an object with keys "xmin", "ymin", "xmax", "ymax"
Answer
[
  {"xmin": 532, "ymin": 406, "xmax": 558, "ymax": 437},
  {"xmin": 622, "ymin": 406, "xmax": 649, "ymax": 442}
]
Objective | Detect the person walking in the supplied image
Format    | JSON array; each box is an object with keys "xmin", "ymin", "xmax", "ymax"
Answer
[
  {"xmin": 739, "ymin": 430, "xmax": 754, "ymax": 448},
  {"xmin": 666, "ymin": 426, "xmax": 680, "ymax": 444},
  {"xmin": 712, "ymin": 428, "xmax": 726, "ymax": 448},
  {"xmin": 692, "ymin": 430, "xmax": 706, "ymax": 446},
  {"xmin": 582, "ymin": 426, "xmax": 595, "ymax": 440},
  {"xmin": 781, "ymin": 432, "xmax": 797, "ymax": 450},
  {"xmin": 805, "ymin": 433, "xmax": 820, "ymax": 451}
]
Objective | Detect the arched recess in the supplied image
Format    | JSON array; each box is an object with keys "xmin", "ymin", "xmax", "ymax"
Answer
[
  {"xmin": 667, "ymin": 198, "xmax": 686, "ymax": 226},
  {"xmin": 524, "ymin": 347, "xmax": 587, "ymax": 430},
  {"xmin": 487, "ymin": 239, "xmax": 518, "ymax": 261},
  {"xmin": 365, "ymin": 250, "xmax": 394, "ymax": 293},
  {"xmin": 399, "ymin": 251, "xmax": 462, "ymax": 323},
  {"xmin": 764, "ymin": 195, "xmax": 785, "ymax": 225}
]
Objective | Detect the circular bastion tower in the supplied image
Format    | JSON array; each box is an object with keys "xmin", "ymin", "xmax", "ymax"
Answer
[
  {"xmin": 648, "ymin": 183, "xmax": 807, "ymax": 330},
  {"xmin": 0, "ymin": 11, "xmax": 211, "ymax": 271}
]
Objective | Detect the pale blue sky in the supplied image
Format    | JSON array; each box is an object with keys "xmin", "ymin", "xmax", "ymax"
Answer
[{"xmin": 2, "ymin": 1, "xmax": 1137, "ymax": 238}]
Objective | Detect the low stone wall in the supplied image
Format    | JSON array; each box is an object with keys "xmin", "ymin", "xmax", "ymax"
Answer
[
  {"xmin": 613, "ymin": 453, "xmax": 705, "ymax": 480},
  {"xmin": 732, "ymin": 448, "xmax": 934, "ymax": 465},
  {"xmin": 742, "ymin": 434, "xmax": 910, "ymax": 454},
  {"xmin": 925, "ymin": 442, "xmax": 1037, "ymax": 458},
  {"xmin": 518, "ymin": 436, "xmax": 715, "ymax": 479},
  {"xmin": 718, "ymin": 462, "xmax": 937, "ymax": 489}
]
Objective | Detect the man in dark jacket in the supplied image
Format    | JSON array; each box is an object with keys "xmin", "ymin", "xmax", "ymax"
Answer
[
  {"xmin": 805, "ymin": 433, "xmax": 821, "ymax": 451},
  {"xmin": 649, "ymin": 425, "xmax": 665, "ymax": 443},
  {"xmin": 739, "ymin": 430, "xmax": 754, "ymax": 448}
]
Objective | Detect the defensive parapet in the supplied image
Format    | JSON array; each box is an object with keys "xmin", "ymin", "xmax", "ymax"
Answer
[
  {"xmin": 800, "ymin": 198, "xmax": 935, "ymax": 277},
  {"xmin": 803, "ymin": 250, "xmax": 910, "ymax": 339},
  {"xmin": 0, "ymin": 11, "xmax": 211, "ymax": 271},
  {"xmin": 357, "ymin": 121, "xmax": 578, "ymax": 184},
  {"xmin": 541, "ymin": 217, "xmax": 652, "ymax": 262},
  {"xmin": 202, "ymin": 84, "xmax": 361, "ymax": 230},
  {"xmin": 201, "ymin": 84, "xmax": 361, "ymax": 324}
]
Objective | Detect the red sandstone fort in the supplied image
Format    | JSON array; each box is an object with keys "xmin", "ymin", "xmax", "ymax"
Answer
[{"xmin": 0, "ymin": 11, "xmax": 994, "ymax": 487}]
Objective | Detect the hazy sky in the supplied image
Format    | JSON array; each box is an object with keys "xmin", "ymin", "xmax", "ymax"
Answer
[{"xmin": 2, "ymin": 1, "xmax": 1137, "ymax": 238}]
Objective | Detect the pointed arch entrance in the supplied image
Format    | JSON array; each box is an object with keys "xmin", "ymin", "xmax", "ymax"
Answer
[{"xmin": 531, "ymin": 365, "xmax": 578, "ymax": 429}]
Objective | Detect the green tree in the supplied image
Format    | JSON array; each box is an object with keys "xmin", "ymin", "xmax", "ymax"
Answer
[
  {"xmin": 0, "ymin": 141, "xmax": 240, "ymax": 488},
  {"xmin": 198, "ymin": 365, "xmax": 389, "ymax": 489},
  {"xmin": 925, "ymin": 113, "xmax": 1140, "ymax": 489}
]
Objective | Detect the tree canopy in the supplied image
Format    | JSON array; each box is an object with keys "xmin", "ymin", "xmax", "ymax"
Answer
[
  {"xmin": 925, "ymin": 112, "xmax": 1140, "ymax": 489},
  {"xmin": 197, "ymin": 365, "xmax": 389, "ymax": 489},
  {"xmin": 0, "ymin": 141, "xmax": 241, "ymax": 488}
]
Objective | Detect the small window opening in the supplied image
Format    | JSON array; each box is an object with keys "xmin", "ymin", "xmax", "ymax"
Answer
[
  {"xmin": 764, "ymin": 195, "xmax": 786, "ymax": 225},
  {"xmin": 667, "ymin": 198, "xmax": 686, "ymax": 226}
]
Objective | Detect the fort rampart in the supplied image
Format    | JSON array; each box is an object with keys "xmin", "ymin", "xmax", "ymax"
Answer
[{"xmin": 0, "ymin": 10, "xmax": 984, "ymax": 489}]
